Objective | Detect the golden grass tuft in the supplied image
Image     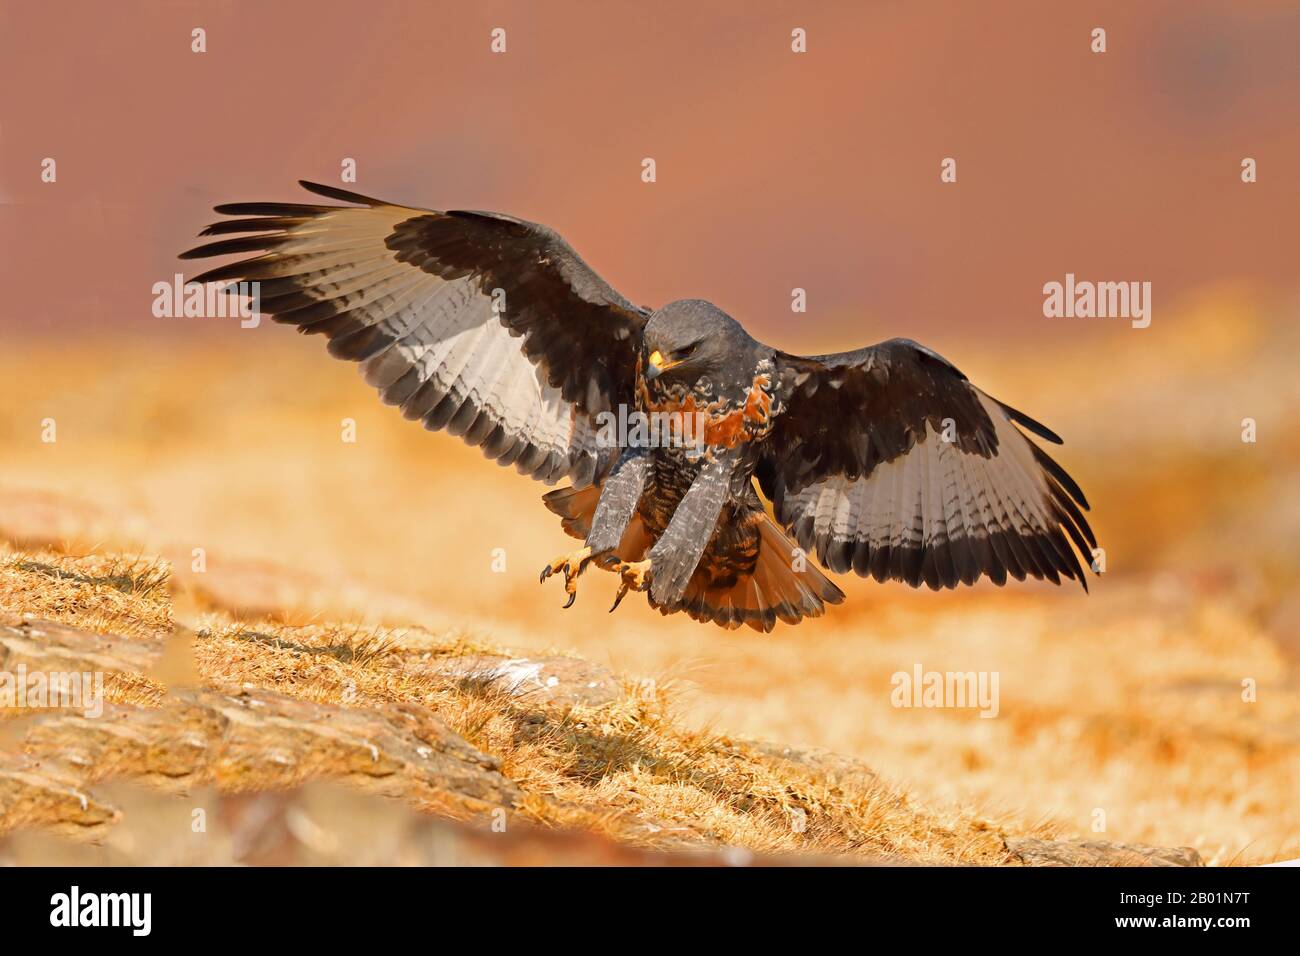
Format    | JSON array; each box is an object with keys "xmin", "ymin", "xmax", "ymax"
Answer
[{"xmin": 0, "ymin": 545, "xmax": 172, "ymax": 642}]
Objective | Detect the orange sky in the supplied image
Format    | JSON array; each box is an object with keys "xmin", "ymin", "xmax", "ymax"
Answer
[{"xmin": 2, "ymin": 0, "xmax": 1298, "ymax": 353}]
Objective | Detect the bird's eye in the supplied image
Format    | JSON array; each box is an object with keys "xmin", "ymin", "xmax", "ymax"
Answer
[{"xmin": 676, "ymin": 342, "xmax": 699, "ymax": 360}]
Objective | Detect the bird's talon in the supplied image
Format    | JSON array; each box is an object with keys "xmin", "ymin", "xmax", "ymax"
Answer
[
  {"xmin": 540, "ymin": 546, "xmax": 593, "ymax": 606},
  {"xmin": 607, "ymin": 559, "xmax": 652, "ymax": 613},
  {"xmin": 609, "ymin": 586, "xmax": 629, "ymax": 613}
]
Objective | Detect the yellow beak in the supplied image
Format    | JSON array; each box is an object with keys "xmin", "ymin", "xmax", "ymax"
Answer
[{"xmin": 645, "ymin": 350, "xmax": 681, "ymax": 379}]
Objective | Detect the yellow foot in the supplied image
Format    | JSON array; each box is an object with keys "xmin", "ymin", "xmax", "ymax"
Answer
[
  {"xmin": 609, "ymin": 559, "xmax": 653, "ymax": 613},
  {"xmin": 539, "ymin": 546, "xmax": 593, "ymax": 608}
]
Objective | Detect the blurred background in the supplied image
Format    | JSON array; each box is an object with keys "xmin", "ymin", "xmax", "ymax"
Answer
[{"xmin": 1, "ymin": 0, "xmax": 1298, "ymax": 863}]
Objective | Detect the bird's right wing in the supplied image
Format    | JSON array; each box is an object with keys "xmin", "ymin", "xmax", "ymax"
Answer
[
  {"xmin": 181, "ymin": 181, "xmax": 650, "ymax": 487},
  {"xmin": 756, "ymin": 338, "xmax": 1097, "ymax": 590}
]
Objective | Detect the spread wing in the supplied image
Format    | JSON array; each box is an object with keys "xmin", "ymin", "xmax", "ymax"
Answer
[
  {"xmin": 756, "ymin": 338, "xmax": 1097, "ymax": 590},
  {"xmin": 180, "ymin": 181, "xmax": 649, "ymax": 487}
]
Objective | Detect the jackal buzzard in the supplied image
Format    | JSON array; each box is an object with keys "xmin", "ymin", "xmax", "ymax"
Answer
[{"xmin": 181, "ymin": 181, "xmax": 1097, "ymax": 631}]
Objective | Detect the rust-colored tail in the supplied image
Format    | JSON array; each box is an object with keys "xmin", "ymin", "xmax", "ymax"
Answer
[
  {"xmin": 542, "ymin": 484, "xmax": 655, "ymax": 559},
  {"xmin": 675, "ymin": 513, "xmax": 844, "ymax": 632},
  {"xmin": 543, "ymin": 486, "xmax": 844, "ymax": 632},
  {"xmin": 542, "ymin": 484, "xmax": 603, "ymax": 540}
]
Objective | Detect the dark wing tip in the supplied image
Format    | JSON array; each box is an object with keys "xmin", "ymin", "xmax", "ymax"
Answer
[
  {"xmin": 997, "ymin": 399, "xmax": 1064, "ymax": 444},
  {"xmin": 177, "ymin": 234, "xmax": 287, "ymax": 260},
  {"xmin": 1033, "ymin": 443, "xmax": 1092, "ymax": 512},
  {"xmin": 298, "ymin": 180, "xmax": 383, "ymax": 205}
]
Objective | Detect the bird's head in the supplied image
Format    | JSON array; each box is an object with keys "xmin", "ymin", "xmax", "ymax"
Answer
[{"xmin": 642, "ymin": 299, "xmax": 756, "ymax": 387}]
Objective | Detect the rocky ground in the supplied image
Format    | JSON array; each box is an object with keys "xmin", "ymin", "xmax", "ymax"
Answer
[{"xmin": 0, "ymin": 546, "xmax": 1205, "ymax": 866}]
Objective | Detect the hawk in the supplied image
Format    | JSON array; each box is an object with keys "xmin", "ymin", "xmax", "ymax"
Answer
[{"xmin": 181, "ymin": 181, "xmax": 1097, "ymax": 632}]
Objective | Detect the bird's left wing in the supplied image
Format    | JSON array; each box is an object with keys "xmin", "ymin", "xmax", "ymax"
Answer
[
  {"xmin": 756, "ymin": 338, "xmax": 1097, "ymax": 590},
  {"xmin": 181, "ymin": 181, "xmax": 649, "ymax": 487}
]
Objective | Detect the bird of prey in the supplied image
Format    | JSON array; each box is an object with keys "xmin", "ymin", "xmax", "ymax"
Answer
[{"xmin": 181, "ymin": 181, "xmax": 1097, "ymax": 632}]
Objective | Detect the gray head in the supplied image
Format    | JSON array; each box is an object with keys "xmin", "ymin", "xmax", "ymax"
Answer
[{"xmin": 642, "ymin": 299, "xmax": 761, "ymax": 389}]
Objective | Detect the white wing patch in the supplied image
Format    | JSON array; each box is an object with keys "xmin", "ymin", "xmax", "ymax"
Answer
[
  {"xmin": 781, "ymin": 393, "xmax": 1089, "ymax": 589},
  {"xmin": 201, "ymin": 202, "xmax": 610, "ymax": 485}
]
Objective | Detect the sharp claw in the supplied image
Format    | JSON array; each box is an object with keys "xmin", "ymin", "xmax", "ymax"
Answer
[
  {"xmin": 608, "ymin": 559, "xmax": 652, "ymax": 613},
  {"xmin": 609, "ymin": 584, "xmax": 629, "ymax": 613},
  {"xmin": 542, "ymin": 546, "xmax": 594, "ymax": 608}
]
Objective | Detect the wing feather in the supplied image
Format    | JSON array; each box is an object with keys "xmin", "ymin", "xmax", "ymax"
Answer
[
  {"xmin": 762, "ymin": 340, "xmax": 1097, "ymax": 590},
  {"xmin": 181, "ymin": 182, "xmax": 651, "ymax": 486}
]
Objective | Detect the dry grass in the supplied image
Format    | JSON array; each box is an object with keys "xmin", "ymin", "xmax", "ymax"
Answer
[
  {"xmin": 189, "ymin": 617, "xmax": 1033, "ymax": 862},
  {"xmin": 0, "ymin": 547, "xmax": 1037, "ymax": 863},
  {"xmin": 0, "ymin": 546, "xmax": 171, "ymax": 641}
]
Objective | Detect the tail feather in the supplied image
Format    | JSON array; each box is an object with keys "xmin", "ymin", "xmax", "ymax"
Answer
[
  {"xmin": 542, "ymin": 484, "xmax": 602, "ymax": 540},
  {"xmin": 676, "ymin": 514, "xmax": 844, "ymax": 632},
  {"xmin": 543, "ymin": 486, "xmax": 845, "ymax": 631},
  {"xmin": 543, "ymin": 483, "xmax": 653, "ymax": 559}
]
